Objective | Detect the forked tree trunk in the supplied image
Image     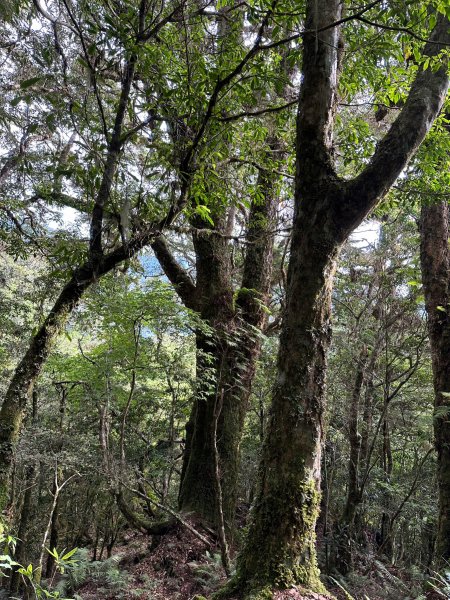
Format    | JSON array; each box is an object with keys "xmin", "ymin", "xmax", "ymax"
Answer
[
  {"xmin": 175, "ymin": 214, "xmax": 235, "ymax": 526},
  {"xmin": 420, "ymin": 201, "xmax": 450, "ymax": 563},
  {"xmin": 216, "ymin": 2, "xmax": 450, "ymax": 596},
  {"xmin": 177, "ymin": 186, "xmax": 277, "ymax": 527},
  {"xmin": 156, "ymin": 146, "xmax": 279, "ymax": 529}
]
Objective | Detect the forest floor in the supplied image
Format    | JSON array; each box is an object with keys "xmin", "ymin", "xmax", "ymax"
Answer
[{"xmin": 73, "ymin": 525, "xmax": 442, "ymax": 600}]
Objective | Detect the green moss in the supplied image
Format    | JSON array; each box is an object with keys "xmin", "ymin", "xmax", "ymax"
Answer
[
  {"xmin": 214, "ymin": 476, "xmax": 330, "ymax": 600},
  {"xmin": 245, "ymin": 586, "xmax": 273, "ymax": 599},
  {"xmin": 237, "ymin": 476, "xmax": 327, "ymax": 592}
]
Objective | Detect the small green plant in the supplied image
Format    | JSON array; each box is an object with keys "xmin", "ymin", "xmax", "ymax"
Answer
[
  {"xmin": 56, "ymin": 548, "xmax": 132, "ymax": 599},
  {"xmin": 46, "ymin": 547, "xmax": 79, "ymax": 586},
  {"xmin": 0, "ymin": 522, "xmax": 77, "ymax": 600}
]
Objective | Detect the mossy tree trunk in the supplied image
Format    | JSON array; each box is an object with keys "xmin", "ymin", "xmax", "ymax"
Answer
[
  {"xmin": 0, "ymin": 267, "xmax": 91, "ymax": 511},
  {"xmin": 231, "ymin": 218, "xmax": 340, "ymax": 595},
  {"xmin": 420, "ymin": 201, "xmax": 450, "ymax": 564},
  {"xmin": 153, "ymin": 145, "xmax": 279, "ymax": 529},
  {"xmin": 176, "ymin": 218, "xmax": 235, "ymax": 526},
  {"xmin": 219, "ymin": 2, "xmax": 450, "ymax": 596}
]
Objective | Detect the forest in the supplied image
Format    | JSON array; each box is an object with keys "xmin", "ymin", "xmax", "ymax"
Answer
[{"xmin": 2, "ymin": 0, "xmax": 450, "ymax": 598}]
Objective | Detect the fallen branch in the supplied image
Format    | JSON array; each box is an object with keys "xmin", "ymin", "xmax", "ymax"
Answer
[{"xmin": 122, "ymin": 483, "xmax": 212, "ymax": 547}]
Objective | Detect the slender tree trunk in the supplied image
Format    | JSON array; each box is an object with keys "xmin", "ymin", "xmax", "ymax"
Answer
[
  {"xmin": 343, "ymin": 348, "xmax": 367, "ymax": 526},
  {"xmin": 379, "ymin": 406, "xmax": 394, "ymax": 561},
  {"xmin": 334, "ymin": 347, "xmax": 367, "ymax": 574},
  {"xmin": 420, "ymin": 201, "xmax": 450, "ymax": 564},
  {"xmin": 0, "ymin": 267, "xmax": 91, "ymax": 510},
  {"xmin": 45, "ymin": 495, "xmax": 60, "ymax": 579}
]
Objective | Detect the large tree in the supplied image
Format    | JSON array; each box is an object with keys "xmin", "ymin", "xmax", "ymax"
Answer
[
  {"xmin": 217, "ymin": 2, "xmax": 450, "ymax": 597},
  {"xmin": 151, "ymin": 139, "xmax": 285, "ymax": 529}
]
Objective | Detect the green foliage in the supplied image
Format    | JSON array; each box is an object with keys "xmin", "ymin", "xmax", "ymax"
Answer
[
  {"xmin": 0, "ymin": 524, "xmax": 78, "ymax": 599},
  {"xmin": 2, "ymin": 0, "xmax": 450, "ymax": 596},
  {"xmin": 57, "ymin": 549, "xmax": 131, "ymax": 597}
]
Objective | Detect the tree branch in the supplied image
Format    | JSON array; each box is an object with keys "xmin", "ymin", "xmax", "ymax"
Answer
[
  {"xmin": 338, "ymin": 12, "xmax": 450, "ymax": 240},
  {"xmin": 151, "ymin": 236, "xmax": 198, "ymax": 310}
]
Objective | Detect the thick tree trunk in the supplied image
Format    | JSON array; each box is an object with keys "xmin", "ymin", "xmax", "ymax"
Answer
[
  {"xmin": 225, "ymin": 2, "xmax": 344, "ymax": 591},
  {"xmin": 163, "ymin": 148, "xmax": 279, "ymax": 529},
  {"xmin": 228, "ymin": 180, "xmax": 343, "ymax": 595},
  {"xmin": 177, "ymin": 218, "xmax": 235, "ymax": 526},
  {"xmin": 420, "ymin": 201, "xmax": 450, "ymax": 564},
  {"xmin": 178, "ymin": 191, "xmax": 277, "ymax": 527}
]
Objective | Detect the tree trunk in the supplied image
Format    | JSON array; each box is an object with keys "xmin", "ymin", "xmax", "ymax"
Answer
[
  {"xmin": 10, "ymin": 464, "xmax": 37, "ymax": 594},
  {"xmin": 45, "ymin": 496, "xmax": 60, "ymax": 579},
  {"xmin": 177, "ymin": 218, "xmax": 235, "ymax": 526},
  {"xmin": 159, "ymin": 144, "xmax": 279, "ymax": 529},
  {"xmin": 229, "ymin": 187, "xmax": 342, "ymax": 595},
  {"xmin": 334, "ymin": 348, "xmax": 368, "ymax": 574},
  {"xmin": 420, "ymin": 201, "xmax": 450, "ymax": 564},
  {"xmin": 0, "ymin": 267, "xmax": 91, "ymax": 510},
  {"xmin": 379, "ymin": 407, "xmax": 394, "ymax": 561}
]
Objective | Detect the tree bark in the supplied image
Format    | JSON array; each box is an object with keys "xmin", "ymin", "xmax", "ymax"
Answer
[{"xmin": 420, "ymin": 200, "xmax": 450, "ymax": 564}]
